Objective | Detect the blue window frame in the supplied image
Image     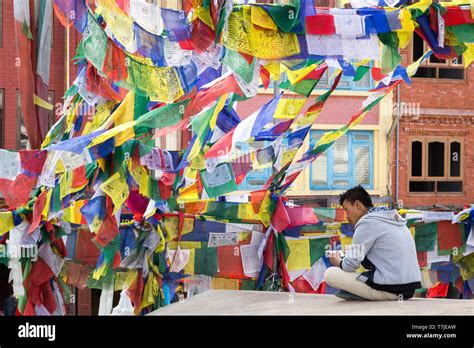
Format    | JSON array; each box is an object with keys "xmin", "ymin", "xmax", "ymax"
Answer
[
  {"xmin": 237, "ymin": 142, "xmax": 273, "ymax": 191},
  {"xmin": 315, "ymin": 64, "xmax": 374, "ymax": 91},
  {"xmin": 272, "ymin": 61, "xmax": 374, "ymax": 91},
  {"xmin": 309, "ymin": 130, "xmax": 373, "ymax": 190}
]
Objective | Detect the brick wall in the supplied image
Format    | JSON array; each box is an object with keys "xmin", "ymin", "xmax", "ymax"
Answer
[
  {"xmin": 390, "ymin": 49, "xmax": 474, "ymax": 209},
  {"xmin": 0, "ymin": 2, "xmax": 77, "ymax": 150}
]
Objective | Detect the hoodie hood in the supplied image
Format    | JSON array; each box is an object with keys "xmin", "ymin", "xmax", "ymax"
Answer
[{"xmin": 356, "ymin": 209, "xmax": 407, "ymax": 229}]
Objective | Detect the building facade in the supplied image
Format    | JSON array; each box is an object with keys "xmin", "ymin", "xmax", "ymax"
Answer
[{"xmin": 390, "ymin": 35, "xmax": 474, "ymax": 210}]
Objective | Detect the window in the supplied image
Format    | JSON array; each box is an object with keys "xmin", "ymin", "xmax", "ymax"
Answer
[
  {"xmin": 237, "ymin": 142, "xmax": 272, "ymax": 191},
  {"xmin": 411, "ymin": 32, "xmax": 465, "ymax": 80},
  {"xmin": 310, "ymin": 130, "xmax": 373, "ymax": 190},
  {"xmin": 157, "ymin": 130, "xmax": 180, "ymax": 151},
  {"xmin": 409, "ymin": 137, "xmax": 463, "ymax": 193},
  {"xmin": 0, "ymin": 89, "xmax": 4, "ymax": 147},
  {"xmin": 276, "ymin": 62, "xmax": 374, "ymax": 92},
  {"xmin": 316, "ymin": 63, "xmax": 374, "ymax": 91},
  {"xmin": 16, "ymin": 90, "xmax": 28, "ymax": 150}
]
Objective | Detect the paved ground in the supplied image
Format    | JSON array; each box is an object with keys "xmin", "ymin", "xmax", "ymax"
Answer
[{"xmin": 149, "ymin": 290, "xmax": 474, "ymax": 315}]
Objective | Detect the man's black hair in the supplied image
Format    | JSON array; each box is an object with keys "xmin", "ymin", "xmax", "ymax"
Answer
[{"xmin": 339, "ymin": 185, "xmax": 373, "ymax": 208}]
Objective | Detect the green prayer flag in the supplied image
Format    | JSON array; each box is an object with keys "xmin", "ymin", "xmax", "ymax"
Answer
[
  {"xmin": 83, "ymin": 12, "xmax": 108, "ymax": 72},
  {"xmin": 378, "ymin": 32, "xmax": 402, "ymax": 74},
  {"xmin": 136, "ymin": 100, "xmax": 189, "ymax": 130},
  {"xmin": 114, "ymin": 140, "xmax": 137, "ymax": 176},
  {"xmin": 200, "ymin": 163, "xmax": 238, "ymax": 198},
  {"xmin": 313, "ymin": 208, "xmax": 336, "ymax": 223},
  {"xmin": 240, "ymin": 279, "xmax": 257, "ymax": 290},
  {"xmin": 414, "ymin": 222, "xmax": 438, "ymax": 252},
  {"xmin": 194, "ymin": 247, "xmax": 218, "ymax": 276},
  {"xmin": 353, "ymin": 65, "xmax": 371, "ymax": 82},
  {"xmin": 450, "ymin": 24, "xmax": 474, "ymax": 45},
  {"xmin": 276, "ymin": 233, "xmax": 290, "ymax": 262},
  {"xmin": 265, "ymin": 4, "xmax": 301, "ymax": 33},
  {"xmin": 102, "ymin": 235, "xmax": 121, "ymax": 265},
  {"xmin": 310, "ymin": 237, "xmax": 329, "ymax": 265},
  {"xmin": 223, "ymin": 49, "xmax": 255, "ymax": 84},
  {"xmin": 203, "ymin": 201, "xmax": 240, "ymax": 222},
  {"xmin": 279, "ymin": 79, "xmax": 319, "ymax": 97}
]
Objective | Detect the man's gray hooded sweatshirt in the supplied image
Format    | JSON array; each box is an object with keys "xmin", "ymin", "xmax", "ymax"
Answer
[{"xmin": 341, "ymin": 209, "xmax": 422, "ymax": 299}]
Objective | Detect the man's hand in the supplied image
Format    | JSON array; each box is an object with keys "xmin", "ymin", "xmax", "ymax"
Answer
[{"xmin": 328, "ymin": 251, "xmax": 342, "ymax": 267}]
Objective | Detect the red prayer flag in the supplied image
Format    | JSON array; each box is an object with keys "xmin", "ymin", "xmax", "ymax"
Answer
[
  {"xmin": 19, "ymin": 150, "xmax": 48, "ymax": 176},
  {"xmin": 250, "ymin": 190, "xmax": 268, "ymax": 214},
  {"xmin": 305, "ymin": 14, "xmax": 336, "ymax": 35},
  {"xmin": 426, "ymin": 282, "xmax": 449, "ymax": 298},
  {"xmin": 75, "ymin": 229, "xmax": 101, "ymax": 267},
  {"xmin": 260, "ymin": 66, "xmax": 271, "ymax": 89},
  {"xmin": 263, "ymin": 232, "xmax": 275, "ymax": 271},
  {"xmin": 437, "ymin": 221, "xmax": 463, "ymax": 252},
  {"xmin": 217, "ymin": 245, "xmax": 246, "ymax": 278},
  {"xmin": 443, "ymin": 7, "xmax": 474, "ymax": 26},
  {"xmin": 371, "ymin": 67, "xmax": 387, "ymax": 81},
  {"xmin": 94, "ymin": 213, "xmax": 119, "ymax": 247},
  {"xmin": 184, "ymin": 74, "xmax": 243, "ymax": 119},
  {"xmin": 417, "ymin": 251, "xmax": 428, "ymax": 268},
  {"xmin": 271, "ymin": 197, "xmax": 291, "ymax": 232},
  {"xmin": 127, "ymin": 270, "xmax": 144, "ymax": 315},
  {"xmin": 0, "ymin": 174, "xmax": 37, "ymax": 209},
  {"xmin": 28, "ymin": 191, "xmax": 48, "ymax": 234},
  {"xmin": 205, "ymin": 128, "xmax": 235, "ymax": 159},
  {"xmin": 287, "ymin": 206, "xmax": 318, "ymax": 227}
]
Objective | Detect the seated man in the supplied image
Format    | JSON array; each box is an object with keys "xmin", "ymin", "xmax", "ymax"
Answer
[{"xmin": 324, "ymin": 185, "xmax": 421, "ymax": 301}]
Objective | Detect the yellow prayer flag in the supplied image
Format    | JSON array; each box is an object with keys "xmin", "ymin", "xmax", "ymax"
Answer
[
  {"xmin": 211, "ymin": 277, "xmax": 240, "ymax": 290},
  {"xmin": 250, "ymin": 6, "xmax": 277, "ymax": 30},
  {"xmin": 238, "ymin": 203, "xmax": 259, "ymax": 221},
  {"xmin": 210, "ymin": 94, "xmax": 228, "ymax": 130},
  {"xmin": 286, "ymin": 63, "xmax": 318, "ymax": 85},
  {"xmin": 179, "ymin": 182, "xmax": 200, "ymax": 201},
  {"xmin": 286, "ymin": 239, "xmax": 311, "ymax": 271},
  {"xmin": 90, "ymin": 216, "xmax": 103, "ymax": 234},
  {"xmin": 0, "ymin": 212, "xmax": 14, "ymax": 236},
  {"xmin": 275, "ymin": 98, "xmax": 306, "ymax": 119},
  {"xmin": 196, "ymin": 7, "xmax": 215, "ymax": 30},
  {"xmin": 258, "ymin": 191, "xmax": 272, "ymax": 227},
  {"xmin": 464, "ymin": 44, "xmax": 474, "ymax": 68},
  {"xmin": 223, "ymin": 7, "xmax": 300, "ymax": 59},
  {"xmin": 263, "ymin": 62, "xmax": 282, "ymax": 80},
  {"xmin": 100, "ymin": 172, "xmax": 130, "ymax": 213},
  {"xmin": 115, "ymin": 270, "xmax": 138, "ymax": 291},
  {"xmin": 141, "ymin": 272, "xmax": 159, "ymax": 309},
  {"xmin": 340, "ymin": 235, "xmax": 352, "ymax": 249},
  {"xmin": 62, "ymin": 200, "xmax": 87, "ymax": 224},
  {"xmin": 280, "ymin": 149, "xmax": 298, "ymax": 168},
  {"xmin": 88, "ymin": 121, "xmax": 137, "ymax": 148},
  {"xmin": 155, "ymin": 225, "xmax": 166, "ymax": 253},
  {"xmin": 92, "ymin": 262, "xmax": 109, "ymax": 280},
  {"xmin": 182, "ymin": 248, "xmax": 195, "ymax": 275},
  {"xmin": 97, "ymin": 0, "xmax": 135, "ymax": 50},
  {"xmin": 163, "ymin": 216, "xmax": 179, "ymax": 241},
  {"xmin": 130, "ymin": 164, "xmax": 150, "ymax": 198},
  {"xmin": 396, "ymin": 8, "xmax": 416, "ymax": 49},
  {"xmin": 42, "ymin": 189, "xmax": 52, "ymax": 220},
  {"xmin": 168, "ymin": 241, "xmax": 202, "ymax": 250}
]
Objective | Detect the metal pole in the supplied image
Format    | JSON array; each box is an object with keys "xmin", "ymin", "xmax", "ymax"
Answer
[{"xmin": 395, "ymin": 83, "xmax": 400, "ymax": 207}]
